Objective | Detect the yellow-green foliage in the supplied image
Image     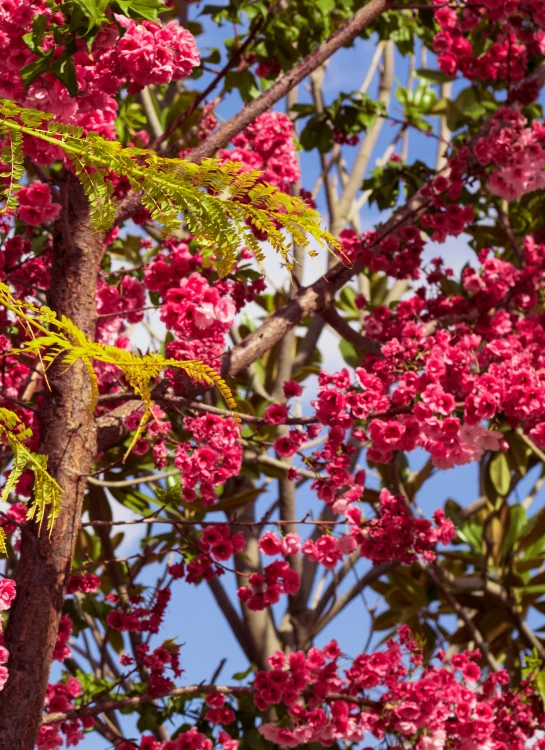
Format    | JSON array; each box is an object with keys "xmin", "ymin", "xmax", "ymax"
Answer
[
  {"xmin": 0, "ymin": 408, "xmax": 62, "ymax": 553},
  {"xmin": 0, "ymin": 281, "xmax": 237, "ymax": 458},
  {"xmin": 0, "ymin": 99, "xmax": 339, "ymax": 276}
]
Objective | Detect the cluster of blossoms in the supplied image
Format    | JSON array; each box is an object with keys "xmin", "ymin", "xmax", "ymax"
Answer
[
  {"xmin": 131, "ymin": 642, "xmax": 183, "ymax": 698},
  {"xmin": 173, "ymin": 414, "xmax": 242, "ymax": 506},
  {"xmin": 0, "ymin": 233, "xmax": 51, "ymax": 295},
  {"xmin": 66, "ymin": 573, "xmax": 101, "ymax": 595},
  {"xmin": 337, "ymin": 145, "xmax": 474, "ymax": 281},
  {"xmin": 473, "ymin": 107, "xmax": 545, "ymax": 201},
  {"xmin": 432, "ymin": 0, "xmax": 545, "ymax": 82},
  {"xmin": 218, "ymin": 112, "xmax": 300, "ymax": 192},
  {"xmin": 160, "ymin": 272, "xmax": 236, "ymax": 367},
  {"xmin": 53, "ymin": 615, "xmax": 73, "ymax": 662},
  {"xmin": 199, "ymin": 525, "xmax": 246, "ymax": 561},
  {"xmin": 16, "ymin": 182, "xmax": 60, "ymax": 227},
  {"xmin": 95, "ymin": 275, "xmax": 146, "ymax": 343},
  {"xmin": 257, "ymin": 488, "xmax": 454, "ymax": 575},
  {"xmin": 0, "ymin": 0, "xmax": 199, "ymax": 154},
  {"xmin": 115, "ymin": 17, "xmax": 199, "ymax": 91},
  {"xmin": 106, "ymin": 587, "xmax": 171, "ymax": 635},
  {"xmin": 37, "ymin": 677, "xmax": 92, "ymax": 750},
  {"xmin": 237, "ymin": 560, "xmax": 301, "ymax": 611},
  {"xmin": 144, "ymin": 243, "xmax": 238, "ymax": 368},
  {"xmin": 0, "ymin": 578, "xmax": 16, "ymax": 692},
  {"xmin": 252, "ymin": 628, "xmax": 545, "ymax": 749},
  {"xmin": 118, "ymin": 727, "xmax": 238, "ymax": 750}
]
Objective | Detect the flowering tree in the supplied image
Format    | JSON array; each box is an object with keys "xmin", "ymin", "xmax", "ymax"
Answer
[{"xmin": 3, "ymin": 0, "xmax": 545, "ymax": 748}]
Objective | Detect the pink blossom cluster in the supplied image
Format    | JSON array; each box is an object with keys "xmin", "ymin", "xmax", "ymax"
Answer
[
  {"xmin": 0, "ymin": 1, "xmax": 199, "ymax": 157},
  {"xmin": 237, "ymin": 560, "xmax": 301, "ymax": 611},
  {"xmin": 338, "ymin": 145, "xmax": 473, "ymax": 279},
  {"xmin": 66, "ymin": 573, "xmax": 101, "ymax": 595},
  {"xmin": 256, "ymin": 488, "xmax": 454, "ymax": 575},
  {"xmin": 160, "ymin": 272, "xmax": 236, "ymax": 369},
  {"xmin": 16, "ymin": 182, "xmax": 60, "ymax": 227},
  {"xmin": 37, "ymin": 677, "xmax": 92, "ymax": 750},
  {"xmin": 355, "ymin": 491, "xmax": 455, "ymax": 564},
  {"xmin": 118, "ymin": 727, "xmax": 238, "ymax": 750},
  {"xmin": 472, "ymin": 107, "xmax": 545, "ymax": 201},
  {"xmin": 204, "ymin": 693, "xmax": 236, "ymax": 726},
  {"xmin": 173, "ymin": 414, "xmax": 242, "ymax": 506},
  {"xmin": 0, "ymin": 578, "xmax": 16, "ymax": 692},
  {"xmin": 170, "ymin": 552, "xmax": 224, "ymax": 586},
  {"xmin": 199, "ymin": 524, "xmax": 246, "ymax": 561},
  {"xmin": 115, "ymin": 17, "xmax": 199, "ymax": 92},
  {"xmin": 106, "ymin": 587, "xmax": 170, "ymax": 635},
  {"xmin": 95, "ymin": 275, "xmax": 146, "ymax": 343},
  {"xmin": 218, "ymin": 112, "xmax": 300, "ymax": 192},
  {"xmin": 134, "ymin": 642, "xmax": 183, "ymax": 698},
  {"xmin": 252, "ymin": 628, "xmax": 545, "ymax": 750},
  {"xmin": 53, "ymin": 614, "xmax": 72, "ymax": 662},
  {"xmin": 0, "ymin": 234, "xmax": 51, "ymax": 295},
  {"xmin": 432, "ymin": 0, "xmax": 545, "ymax": 82}
]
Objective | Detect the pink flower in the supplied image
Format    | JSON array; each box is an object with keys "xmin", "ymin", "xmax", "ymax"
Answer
[
  {"xmin": 283, "ymin": 380, "xmax": 303, "ymax": 398},
  {"xmin": 264, "ymin": 403, "xmax": 289, "ymax": 425},
  {"xmin": 17, "ymin": 182, "xmax": 60, "ymax": 226},
  {"xmin": 0, "ymin": 578, "xmax": 16, "ymax": 611},
  {"xmin": 115, "ymin": 18, "xmax": 199, "ymax": 89}
]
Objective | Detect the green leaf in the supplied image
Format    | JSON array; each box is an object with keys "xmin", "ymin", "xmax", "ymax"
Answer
[
  {"xmin": 22, "ymin": 15, "xmax": 48, "ymax": 53},
  {"xmin": 225, "ymin": 70, "xmax": 260, "ymax": 103},
  {"xmin": 339, "ymin": 339, "xmax": 358, "ymax": 367},
  {"xmin": 415, "ymin": 68, "xmax": 453, "ymax": 84},
  {"xmin": 232, "ymin": 665, "xmax": 254, "ymax": 681},
  {"xmin": 21, "ymin": 54, "xmax": 54, "ymax": 92},
  {"xmin": 113, "ymin": 0, "xmax": 165, "ymax": 21},
  {"xmin": 489, "ymin": 452, "xmax": 511, "ymax": 496},
  {"xmin": 299, "ymin": 114, "xmax": 333, "ymax": 153},
  {"xmin": 67, "ymin": 0, "xmax": 110, "ymax": 34},
  {"xmin": 51, "ymin": 54, "xmax": 79, "ymax": 97}
]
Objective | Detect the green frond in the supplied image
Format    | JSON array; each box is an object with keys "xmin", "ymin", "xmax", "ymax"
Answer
[
  {"xmin": 0, "ymin": 407, "xmax": 62, "ymax": 546},
  {"xmin": 0, "ymin": 98, "xmax": 340, "ymax": 276},
  {"xmin": 0, "ymin": 282, "xmax": 239, "ymax": 462},
  {"xmin": 0, "ymin": 127, "xmax": 24, "ymax": 212}
]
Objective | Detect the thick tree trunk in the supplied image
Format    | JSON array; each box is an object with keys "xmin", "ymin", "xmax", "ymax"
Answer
[{"xmin": 0, "ymin": 175, "xmax": 103, "ymax": 748}]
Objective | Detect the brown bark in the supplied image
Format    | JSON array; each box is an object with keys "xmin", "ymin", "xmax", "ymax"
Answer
[{"xmin": 0, "ymin": 175, "xmax": 104, "ymax": 748}]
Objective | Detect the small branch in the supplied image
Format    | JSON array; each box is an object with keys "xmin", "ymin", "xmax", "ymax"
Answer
[
  {"xmin": 86, "ymin": 469, "xmax": 179, "ymax": 488},
  {"xmin": 81, "ymin": 517, "xmax": 355, "ymax": 528},
  {"xmin": 140, "ymin": 88, "xmax": 164, "ymax": 141},
  {"xmin": 497, "ymin": 200, "xmax": 522, "ymax": 263},
  {"xmin": 359, "ymin": 41, "xmax": 386, "ymax": 94},
  {"xmin": 332, "ymin": 40, "xmax": 394, "ymax": 236},
  {"xmin": 321, "ymin": 306, "xmax": 381, "ymax": 355},
  {"xmin": 244, "ymin": 451, "xmax": 321, "ymax": 481},
  {"xmin": 418, "ymin": 562, "xmax": 501, "ymax": 673},
  {"xmin": 310, "ymin": 561, "xmax": 398, "ymax": 639},
  {"xmin": 42, "ymin": 685, "xmax": 253, "ymax": 725}
]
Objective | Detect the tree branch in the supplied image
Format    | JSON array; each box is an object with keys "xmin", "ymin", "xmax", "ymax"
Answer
[{"xmin": 185, "ymin": 0, "xmax": 395, "ymax": 163}]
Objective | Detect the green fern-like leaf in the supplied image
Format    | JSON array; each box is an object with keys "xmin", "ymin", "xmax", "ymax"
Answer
[
  {"xmin": 0, "ymin": 99, "xmax": 340, "ymax": 276},
  {"xmin": 0, "ymin": 281, "xmax": 239, "ymax": 463},
  {"xmin": 0, "ymin": 407, "xmax": 62, "ymax": 551}
]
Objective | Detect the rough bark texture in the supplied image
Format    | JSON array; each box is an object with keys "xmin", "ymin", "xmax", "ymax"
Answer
[{"xmin": 0, "ymin": 175, "xmax": 103, "ymax": 749}]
